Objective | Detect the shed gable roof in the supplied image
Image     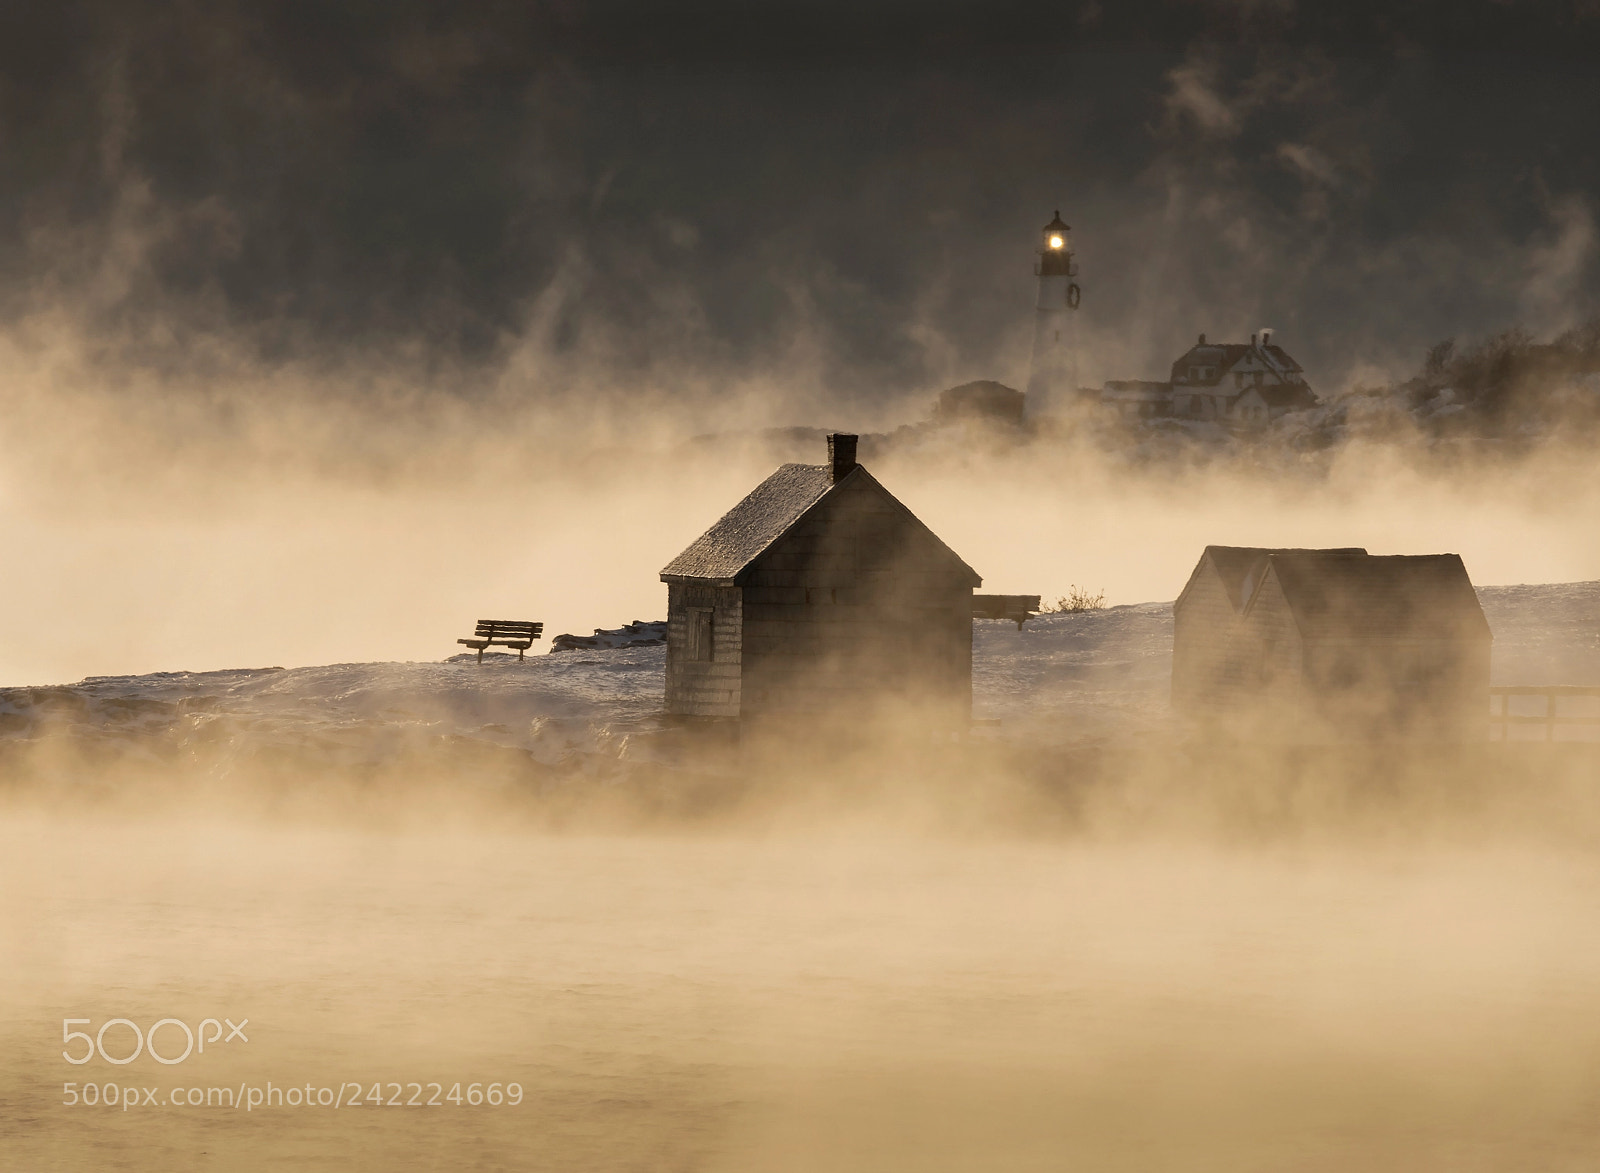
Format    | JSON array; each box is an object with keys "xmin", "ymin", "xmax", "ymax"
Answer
[
  {"xmin": 1253, "ymin": 552, "xmax": 1492, "ymax": 641},
  {"xmin": 660, "ymin": 463, "xmax": 982, "ymax": 587},
  {"xmin": 1177, "ymin": 545, "xmax": 1367, "ymax": 614},
  {"xmin": 660, "ymin": 463, "xmax": 835, "ymax": 582}
]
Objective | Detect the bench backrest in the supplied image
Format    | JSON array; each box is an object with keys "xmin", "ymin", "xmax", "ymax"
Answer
[{"xmin": 474, "ymin": 620, "xmax": 544, "ymax": 639}]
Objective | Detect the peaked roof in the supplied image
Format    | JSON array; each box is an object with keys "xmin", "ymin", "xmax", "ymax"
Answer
[
  {"xmin": 1170, "ymin": 342, "xmax": 1305, "ymax": 386},
  {"xmin": 661, "ymin": 463, "xmax": 835, "ymax": 582},
  {"xmin": 1182, "ymin": 545, "xmax": 1367, "ymax": 614},
  {"xmin": 1254, "ymin": 552, "xmax": 1492, "ymax": 641},
  {"xmin": 660, "ymin": 462, "xmax": 981, "ymax": 587}
]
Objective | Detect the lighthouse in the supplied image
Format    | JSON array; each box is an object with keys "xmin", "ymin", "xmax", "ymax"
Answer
[{"xmin": 1024, "ymin": 211, "xmax": 1081, "ymax": 417}]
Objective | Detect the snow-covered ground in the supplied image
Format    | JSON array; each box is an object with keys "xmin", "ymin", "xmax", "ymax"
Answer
[
  {"xmin": 0, "ymin": 584, "xmax": 1593, "ymax": 772},
  {"xmin": 971, "ymin": 603, "xmax": 1173, "ymax": 741},
  {"xmin": 0, "ymin": 648, "xmax": 668, "ymax": 771},
  {"xmin": 1474, "ymin": 581, "xmax": 1600, "ymax": 685}
]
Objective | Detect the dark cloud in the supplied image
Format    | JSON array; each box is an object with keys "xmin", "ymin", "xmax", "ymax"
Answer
[{"xmin": 0, "ymin": 1, "xmax": 1597, "ymax": 411}]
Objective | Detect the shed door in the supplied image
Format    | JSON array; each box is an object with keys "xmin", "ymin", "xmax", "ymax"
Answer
[{"xmin": 687, "ymin": 607, "xmax": 714, "ymax": 662}]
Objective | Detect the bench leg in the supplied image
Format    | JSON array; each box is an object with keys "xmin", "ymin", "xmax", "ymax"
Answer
[
  {"xmin": 518, "ymin": 648, "xmax": 525, "ymax": 661},
  {"xmin": 477, "ymin": 648, "xmax": 484, "ymax": 665}
]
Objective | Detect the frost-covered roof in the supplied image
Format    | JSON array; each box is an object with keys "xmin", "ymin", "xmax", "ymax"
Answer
[
  {"xmin": 661, "ymin": 461, "xmax": 982, "ymax": 587},
  {"xmin": 660, "ymin": 463, "xmax": 836, "ymax": 582}
]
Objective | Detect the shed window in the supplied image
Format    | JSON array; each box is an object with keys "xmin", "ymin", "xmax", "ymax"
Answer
[{"xmin": 687, "ymin": 608, "xmax": 713, "ymax": 661}]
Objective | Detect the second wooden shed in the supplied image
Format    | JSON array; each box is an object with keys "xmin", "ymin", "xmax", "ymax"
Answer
[{"xmin": 1173, "ymin": 545, "xmax": 1492, "ymax": 740}]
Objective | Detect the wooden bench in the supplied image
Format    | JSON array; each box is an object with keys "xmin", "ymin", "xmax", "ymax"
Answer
[
  {"xmin": 458, "ymin": 620, "xmax": 543, "ymax": 662},
  {"xmin": 971, "ymin": 594, "xmax": 1042, "ymax": 630}
]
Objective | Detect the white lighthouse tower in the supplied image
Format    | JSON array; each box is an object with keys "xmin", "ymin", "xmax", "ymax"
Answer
[{"xmin": 1024, "ymin": 210, "xmax": 1081, "ymax": 417}]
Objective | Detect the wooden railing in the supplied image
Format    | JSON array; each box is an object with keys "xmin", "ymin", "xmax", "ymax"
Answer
[{"xmin": 1489, "ymin": 686, "xmax": 1600, "ymax": 741}]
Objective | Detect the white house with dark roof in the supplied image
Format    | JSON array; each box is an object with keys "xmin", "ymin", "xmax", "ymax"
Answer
[
  {"xmin": 1098, "ymin": 330, "xmax": 1319, "ymax": 425},
  {"xmin": 660, "ymin": 434, "xmax": 983, "ymax": 724}
]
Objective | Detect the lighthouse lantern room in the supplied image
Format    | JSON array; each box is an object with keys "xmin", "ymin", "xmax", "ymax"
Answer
[{"xmin": 1037, "ymin": 211, "xmax": 1074, "ymax": 278}]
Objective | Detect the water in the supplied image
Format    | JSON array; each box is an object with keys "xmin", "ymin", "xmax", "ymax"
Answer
[{"xmin": 5, "ymin": 814, "xmax": 1599, "ymax": 1171}]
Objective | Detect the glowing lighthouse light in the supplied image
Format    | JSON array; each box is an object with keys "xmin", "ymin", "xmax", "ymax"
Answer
[{"xmin": 1048, "ymin": 234, "xmax": 1064, "ymax": 249}]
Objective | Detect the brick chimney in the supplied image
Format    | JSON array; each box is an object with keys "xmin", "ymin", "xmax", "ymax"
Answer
[{"xmin": 827, "ymin": 433, "xmax": 858, "ymax": 483}]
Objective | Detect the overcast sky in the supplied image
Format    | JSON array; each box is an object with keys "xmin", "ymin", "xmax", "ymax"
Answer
[{"xmin": 3, "ymin": 1, "xmax": 1597, "ymax": 418}]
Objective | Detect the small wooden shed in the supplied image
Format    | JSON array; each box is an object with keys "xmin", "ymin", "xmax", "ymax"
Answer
[
  {"xmin": 1173, "ymin": 546, "xmax": 1492, "ymax": 740},
  {"xmin": 660, "ymin": 435, "xmax": 982, "ymax": 725}
]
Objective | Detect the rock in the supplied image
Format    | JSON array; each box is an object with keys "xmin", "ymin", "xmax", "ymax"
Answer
[{"xmin": 549, "ymin": 620, "xmax": 668, "ymax": 653}]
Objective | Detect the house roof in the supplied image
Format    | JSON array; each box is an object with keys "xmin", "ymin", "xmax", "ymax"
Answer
[
  {"xmin": 1170, "ymin": 342, "xmax": 1305, "ymax": 387},
  {"xmin": 660, "ymin": 463, "xmax": 836, "ymax": 582},
  {"xmin": 1255, "ymin": 552, "xmax": 1492, "ymax": 641},
  {"xmin": 659, "ymin": 463, "xmax": 982, "ymax": 587},
  {"xmin": 1183, "ymin": 545, "xmax": 1367, "ymax": 613}
]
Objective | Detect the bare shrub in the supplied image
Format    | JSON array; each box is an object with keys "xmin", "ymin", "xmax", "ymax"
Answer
[{"xmin": 1048, "ymin": 586, "xmax": 1106, "ymax": 613}]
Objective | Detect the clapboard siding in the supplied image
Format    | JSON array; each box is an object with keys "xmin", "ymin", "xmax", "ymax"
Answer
[
  {"xmin": 1246, "ymin": 571, "xmax": 1304, "ymax": 683},
  {"xmin": 664, "ymin": 583, "xmax": 742, "ymax": 717},
  {"xmin": 1172, "ymin": 553, "xmax": 1260, "ymax": 713}
]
